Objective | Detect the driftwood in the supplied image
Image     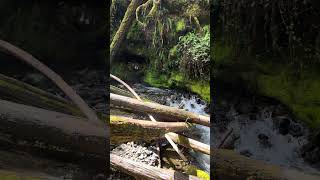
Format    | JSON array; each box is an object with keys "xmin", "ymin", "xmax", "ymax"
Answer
[
  {"xmin": 110, "ymin": 93, "xmax": 210, "ymax": 127},
  {"xmin": 111, "ymin": 154, "xmax": 201, "ymax": 180},
  {"xmin": 212, "ymin": 148, "xmax": 320, "ymax": 180}
]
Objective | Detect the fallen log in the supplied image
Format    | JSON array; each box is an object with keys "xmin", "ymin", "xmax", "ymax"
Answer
[
  {"xmin": 0, "ymin": 100, "xmax": 190, "ymax": 150},
  {"xmin": 110, "ymin": 115, "xmax": 192, "ymax": 144},
  {"xmin": 110, "ymin": 93, "xmax": 210, "ymax": 127},
  {"xmin": 166, "ymin": 132, "xmax": 210, "ymax": 155},
  {"xmin": 213, "ymin": 148, "xmax": 320, "ymax": 180},
  {"xmin": 0, "ymin": 73, "xmax": 83, "ymax": 116},
  {"xmin": 110, "ymin": 153, "xmax": 201, "ymax": 180},
  {"xmin": 0, "ymin": 99, "xmax": 107, "ymax": 157}
]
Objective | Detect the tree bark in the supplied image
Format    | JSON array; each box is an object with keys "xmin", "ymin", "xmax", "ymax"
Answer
[
  {"xmin": 110, "ymin": 115, "xmax": 192, "ymax": 144},
  {"xmin": 110, "ymin": 153, "xmax": 201, "ymax": 180},
  {"xmin": 110, "ymin": 93, "xmax": 210, "ymax": 126},
  {"xmin": 0, "ymin": 73, "xmax": 83, "ymax": 117},
  {"xmin": 110, "ymin": 0, "xmax": 142, "ymax": 63},
  {"xmin": 0, "ymin": 99, "xmax": 108, "ymax": 157}
]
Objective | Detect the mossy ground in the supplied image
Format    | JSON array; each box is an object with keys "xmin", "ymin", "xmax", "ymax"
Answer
[
  {"xmin": 253, "ymin": 62, "xmax": 320, "ymax": 129},
  {"xmin": 144, "ymin": 70, "xmax": 210, "ymax": 102}
]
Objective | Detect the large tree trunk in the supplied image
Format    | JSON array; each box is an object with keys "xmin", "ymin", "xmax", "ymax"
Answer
[
  {"xmin": 110, "ymin": 93, "xmax": 210, "ymax": 126},
  {"xmin": 213, "ymin": 148, "xmax": 320, "ymax": 180},
  {"xmin": 111, "ymin": 154, "xmax": 201, "ymax": 180},
  {"xmin": 110, "ymin": 0, "xmax": 142, "ymax": 63}
]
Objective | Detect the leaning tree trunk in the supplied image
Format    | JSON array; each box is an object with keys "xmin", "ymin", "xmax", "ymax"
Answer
[{"xmin": 110, "ymin": 0, "xmax": 142, "ymax": 63}]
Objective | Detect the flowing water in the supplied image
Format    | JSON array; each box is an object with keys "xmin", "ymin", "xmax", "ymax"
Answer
[
  {"xmin": 132, "ymin": 84, "xmax": 210, "ymax": 172},
  {"xmin": 213, "ymin": 98, "xmax": 320, "ymax": 173}
]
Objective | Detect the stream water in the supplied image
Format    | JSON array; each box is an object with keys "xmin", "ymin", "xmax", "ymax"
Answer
[
  {"xmin": 132, "ymin": 84, "xmax": 211, "ymax": 172},
  {"xmin": 214, "ymin": 96, "xmax": 320, "ymax": 173}
]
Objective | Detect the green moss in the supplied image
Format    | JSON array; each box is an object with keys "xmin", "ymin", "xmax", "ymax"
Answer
[
  {"xmin": 196, "ymin": 169, "xmax": 210, "ymax": 180},
  {"xmin": 244, "ymin": 62, "xmax": 320, "ymax": 129},
  {"xmin": 212, "ymin": 41, "xmax": 233, "ymax": 65},
  {"xmin": 144, "ymin": 70, "xmax": 210, "ymax": 102},
  {"xmin": 176, "ymin": 19, "xmax": 186, "ymax": 32}
]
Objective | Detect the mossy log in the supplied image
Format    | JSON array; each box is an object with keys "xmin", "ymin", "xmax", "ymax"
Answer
[
  {"xmin": 110, "ymin": 93, "xmax": 210, "ymax": 126},
  {"xmin": 213, "ymin": 148, "xmax": 320, "ymax": 180},
  {"xmin": 0, "ymin": 73, "xmax": 83, "ymax": 117},
  {"xmin": 110, "ymin": 115, "xmax": 192, "ymax": 144},
  {"xmin": 166, "ymin": 132, "xmax": 210, "ymax": 155},
  {"xmin": 111, "ymin": 153, "xmax": 201, "ymax": 180}
]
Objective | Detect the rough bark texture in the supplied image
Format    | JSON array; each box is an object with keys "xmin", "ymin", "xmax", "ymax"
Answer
[
  {"xmin": 0, "ymin": 99, "xmax": 108, "ymax": 157},
  {"xmin": 110, "ymin": 0, "xmax": 142, "ymax": 63},
  {"xmin": 0, "ymin": 39, "xmax": 101, "ymax": 126},
  {"xmin": 213, "ymin": 148, "xmax": 320, "ymax": 180},
  {"xmin": 111, "ymin": 154, "xmax": 201, "ymax": 180},
  {"xmin": 167, "ymin": 132, "xmax": 210, "ymax": 155},
  {"xmin": 0, "ymin": 73, "xmax": 83, "ymax": 117},
  {"xmin": 110, "ymin": 115, "xmax": 191, "ymax": 144},
  {"xmin": 110, "ymin": 93, "xmax": 210, "ymax": 126}
]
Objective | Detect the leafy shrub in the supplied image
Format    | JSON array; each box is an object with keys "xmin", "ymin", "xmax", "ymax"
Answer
[{"xmin": 177, "ymin": 25, "xmax": 210, "ymax": 80}]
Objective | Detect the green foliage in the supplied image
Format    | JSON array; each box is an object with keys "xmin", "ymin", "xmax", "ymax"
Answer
[
  {"xmin": 144, "ymin": 70, "xmax": 210, "ymax": 102},
  {"xmin": 177, "ymin": 25, "xmax": 210, "ymax": 80}
]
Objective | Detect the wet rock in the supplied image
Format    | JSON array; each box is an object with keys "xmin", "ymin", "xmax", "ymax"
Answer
[
  {"xmin": 196, "ymin": 98, "xmax": 202, "ymax": 104},
  {"xmin": 278, "ymin": 118, "xmax": 291, "ymax": 135},
  {"xmin": 190, "ymin": 103, "xmax": 195, "ymax": 109},
  {"xmin": 289, "ymin": 123, "xmax": 304, "ymax": 137},
  {"xmin": 303, "ymin": 147, "xmax": 320, "ymax": 164},
  {"xmin": 240, "ymin": 150, "xmax": 252, "ymax": 157},
  {"xmin": 258, "ymin": 133, "xmax": 272, "ymax": 148},
  {"xmin": 235, "ymin": 102, "xmax": 253, "ymax": 114}
]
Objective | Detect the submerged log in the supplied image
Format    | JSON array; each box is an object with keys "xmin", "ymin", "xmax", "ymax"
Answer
[
  {"xmin": 213, "ymin": 148, "xmax": 320, "ymax": 180},
  {"xmin": 110, "ymin": 153, "xmax": 201, "ymax": 180},
  {"xmin": 110, "ymin": 93, "xmax": 210, "ymax": 126},
  {"xmin": 0, "ymin": 73, "xmax": 82, "ymax": 116},
  {"xmin": 110, "ymin": 115, "xmax": 192, "ymax": 144}
]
